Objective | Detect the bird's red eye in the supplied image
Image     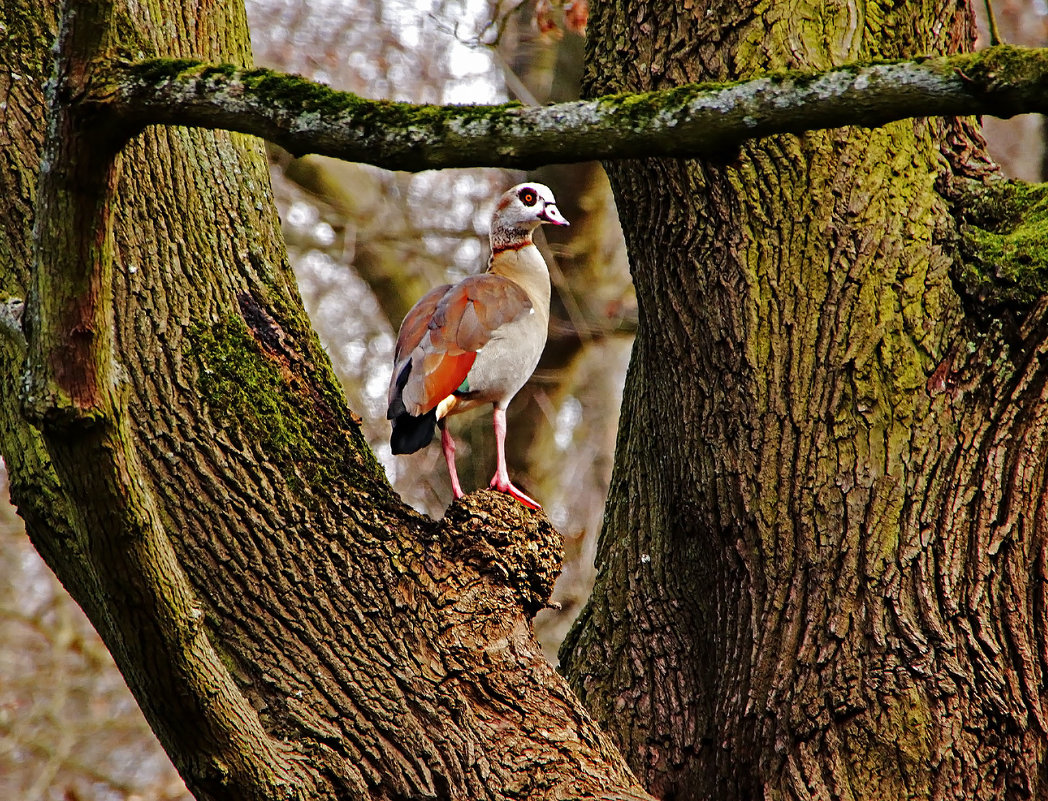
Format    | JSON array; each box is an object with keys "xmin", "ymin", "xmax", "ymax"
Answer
[{"xmin": 518, "ymin": 189, "xmax": 537, "ymax": 206}]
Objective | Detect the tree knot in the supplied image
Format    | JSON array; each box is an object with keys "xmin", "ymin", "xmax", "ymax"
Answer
[{"xmin": 435, "ymin": 490, "xmax": 562, "ymax": 617}]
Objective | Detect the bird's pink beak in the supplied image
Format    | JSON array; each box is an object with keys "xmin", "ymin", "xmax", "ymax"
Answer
[{"xmin": 540, "ymin": 205, "xmax": 569, "ymax": 226}]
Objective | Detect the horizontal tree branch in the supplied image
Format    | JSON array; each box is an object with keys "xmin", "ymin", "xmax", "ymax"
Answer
[{"xmin": 93, "ymin": 45, "xmax": 1048, "ymax": 172}]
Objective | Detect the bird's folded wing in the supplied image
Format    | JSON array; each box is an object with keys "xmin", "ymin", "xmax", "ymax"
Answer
[
  {"xmin": 390, "ymin": 275, "xmax": 533, "ymax": 416},
  {"xmin": 393, "ymin": 283, "xmax": 452, "ymax": 362},
  {"xmin": 421, "ymin": 275, "xmax": 533, "ymax": 406},
  {"xmin": 428, "ymin": 274, "xmax": 533, "ymax": 353}
]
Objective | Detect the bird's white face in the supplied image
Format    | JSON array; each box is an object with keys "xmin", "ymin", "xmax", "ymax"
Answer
[{"xmin": 495, "ymin": 183, "xmax": 570, "ymax": 230}]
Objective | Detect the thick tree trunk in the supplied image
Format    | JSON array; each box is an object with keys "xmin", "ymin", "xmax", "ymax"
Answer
[
  {"xmin": 562, "ymin": 2, "xmax": 1048, "ymax": 800},
  {"xmin": 0, "ymin": 2, "xmax": 652, "ymax": 799}
]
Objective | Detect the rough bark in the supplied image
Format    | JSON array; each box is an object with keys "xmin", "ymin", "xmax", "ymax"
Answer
[
  {"xmin": 0, "ymin": 1, "xmax": 652, "ymax": 799},
  {"xmin": 561, "ymin": 2, "xmax": 1048, "ymax": 800},
  {"xmin": 9, "ymin": 0, "xmax": 1048, "ymax": 798}
]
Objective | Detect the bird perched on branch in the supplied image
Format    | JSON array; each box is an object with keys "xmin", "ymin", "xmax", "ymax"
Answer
[{"xmin": 386, "ymin": 182, "xmax": 569, "ymax": 509}]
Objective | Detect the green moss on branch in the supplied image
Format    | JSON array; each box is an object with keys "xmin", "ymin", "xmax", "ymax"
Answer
[
  {"xmin": 959, "ymin": 45, "xmax": 1048, "ymax": 92},
  {"xmin": 89, "ymin": 46, "xmax": 1048, "ymax": 172}
]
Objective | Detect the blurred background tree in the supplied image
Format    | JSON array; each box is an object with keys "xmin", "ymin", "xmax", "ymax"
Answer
[{"xmin": 0, "ymin": 0, "xmax": 1045, "ymax": 798}]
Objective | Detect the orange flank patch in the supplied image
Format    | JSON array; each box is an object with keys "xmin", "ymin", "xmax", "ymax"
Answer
[{"xmin": 421, "ymin": 351, "xmax": 476, "ymax": 409}]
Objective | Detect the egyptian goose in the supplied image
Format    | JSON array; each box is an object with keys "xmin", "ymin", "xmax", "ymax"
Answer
[{"xmin": 386, "ymin": 182, "xmax": 569, "ymax": 509}]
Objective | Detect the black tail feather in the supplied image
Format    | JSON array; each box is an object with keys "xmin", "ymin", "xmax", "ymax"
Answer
[
  {"xmin": 387, "ymin": 361, "xmax": 412, "ymax": 420},
  {"xmin": 390, "ymin": 408, "xmax": 438, "ymax": 454}
]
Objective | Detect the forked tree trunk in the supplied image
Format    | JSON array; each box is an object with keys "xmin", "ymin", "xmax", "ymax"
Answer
[
  {"xmin": 0, "ymin": 2, "xmax": 651, "ymax": 799},
  {"xmin": 8, "ymin": 0, "xmax": 1048, "ymax": 798},
  {"xmin": 562, "ymin": 2, "xmax": 1048, "ymax": 799}
]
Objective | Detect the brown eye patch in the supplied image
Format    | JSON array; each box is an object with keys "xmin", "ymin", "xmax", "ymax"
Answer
[{"xmin": 518, "ymin": 188, "xmax": 537, "ymax": 206}]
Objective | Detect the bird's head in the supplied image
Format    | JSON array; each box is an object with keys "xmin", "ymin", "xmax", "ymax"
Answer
[{"xmin": 493, "ymin": 183, "xmax": 570, "ymax": 233}]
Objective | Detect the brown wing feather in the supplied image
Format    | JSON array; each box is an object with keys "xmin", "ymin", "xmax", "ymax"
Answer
[
  {"xmin": 394, "ymin": 284, "xmax": 451, "ymax": 362},
  {"xmin": 428, "ymin": 274, "xmax": 532, "ymax": 353},
  {"xmin": 389, "ymin": 275, "xmax": 532, "ymax": 417}
]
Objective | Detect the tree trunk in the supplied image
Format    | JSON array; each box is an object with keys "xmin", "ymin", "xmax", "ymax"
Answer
[
  {"xmin": 0, "ymin": 2, "xmax": 651, "ymax": 799},
  {"xmin": 562, "ymin": 2, "xmax": 1048, "ymax": 799}
]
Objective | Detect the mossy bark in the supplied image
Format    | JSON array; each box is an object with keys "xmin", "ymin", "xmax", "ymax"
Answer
[
  {"xmin": 84, "ymin": 45, "xmax": 1048, "ymax": 173},
  {"xmin": 562, "ymin": 2, "xmax": 1048, "ymax": 800},
  {"xmin": 0, "ymin": 2, "xmax": 652, "ymax": 800}
]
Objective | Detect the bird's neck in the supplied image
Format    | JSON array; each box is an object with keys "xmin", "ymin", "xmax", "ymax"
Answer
[
  {"xmin": 489, "ymin": 221, "xmax": 534, "ymax": 255},
  {"xmin": 488, "ymin": 241, "xmax": 551, "ymax": 318}
]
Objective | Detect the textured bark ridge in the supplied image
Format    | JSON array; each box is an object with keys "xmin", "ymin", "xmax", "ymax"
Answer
[
  {"xmin": 438, "ymin": 491, "xmax": 563, "ymax": 617},
  {"xmin": 0, "ymin": 1, "xmax": 654, "ymax": 800},
  {"xmin": 563, "ymin": 2, "xmax": 1048, "ymax": 800}
]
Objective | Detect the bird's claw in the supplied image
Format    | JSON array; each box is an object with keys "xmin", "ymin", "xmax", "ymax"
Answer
[{"xmin": 489, "ymin": 476, "xmax": 541, "ymax": 510}]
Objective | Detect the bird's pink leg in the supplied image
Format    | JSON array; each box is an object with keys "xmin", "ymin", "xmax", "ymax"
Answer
[
  {"xmin": 440, "ymin": 422, "xmax": 464, "ymax": 499},
  {"xmin": 489, "ymin": 407, "xmax": 541, "ymax": 510}
]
